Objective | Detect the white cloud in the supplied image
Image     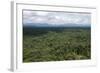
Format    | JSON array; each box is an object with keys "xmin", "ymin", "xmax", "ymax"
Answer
[
  {"xmin": 36, "ymin": 11, "xmax": 49, "ymax": 16},
  {"xmin": 23, "ymin": 10, "xmax": 91, "ymax": 26}
]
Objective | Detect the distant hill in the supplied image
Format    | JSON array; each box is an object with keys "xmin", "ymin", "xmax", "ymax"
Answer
[{"xmin": 23, "ymin": 23, "xmax": 90, "ymax": 28}]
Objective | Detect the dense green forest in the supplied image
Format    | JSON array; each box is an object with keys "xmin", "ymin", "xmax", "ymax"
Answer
[{"xmin": 23, "ymin": 27, "xmax": 91, "ymax": 62}]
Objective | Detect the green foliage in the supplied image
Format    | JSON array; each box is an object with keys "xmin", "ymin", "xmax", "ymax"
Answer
[{"xmin": 23, "ymin": 28, "xmax": 91, "ymax": 62}]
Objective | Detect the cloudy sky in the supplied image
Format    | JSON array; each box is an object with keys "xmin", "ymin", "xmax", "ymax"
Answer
[{"xmin": 23, "ymin": 10, "xmax": 91, "ymax": 27}]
